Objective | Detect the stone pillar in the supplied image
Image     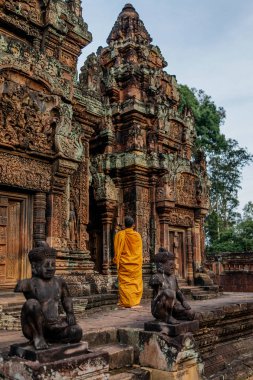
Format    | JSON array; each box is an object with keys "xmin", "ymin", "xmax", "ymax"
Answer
[
  {"xmin": 77, "ymin": 150, "xmax": 90, "ymax": 253},
  {"xmin": 33, "ymin": 192, "xmax": 46, "ymax": 246},
  {"xmin": 186, "ymin": 227, "xmax": 194, "ymax": 285},
  {"xmin": 159, "ymin": 220, "xmax": 169, "ymax": 249},
  {"xmin": 100, "ymin": 201, "xmax": 116, "ymax": 275},
  {"xmin": 149, "ymin": 176, "xmax": 157, "ymax": 259},
  {"xmin": 101, "ymin": 216, "xmax": 112, "ymax": 275}
]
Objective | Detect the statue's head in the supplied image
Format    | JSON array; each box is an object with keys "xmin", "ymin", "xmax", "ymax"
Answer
[
  {"xmin": 28, "ymin": 244, "xmax": 56, "ymax": 280},
  {"xmin": 154, "ymin": 247, "xmax": 175, "ymax": 275}
]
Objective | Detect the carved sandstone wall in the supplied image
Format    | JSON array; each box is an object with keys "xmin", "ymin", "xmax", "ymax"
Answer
[{"xmin": 0, "ymin": 0, "xmax": 95, "ymax": 288}]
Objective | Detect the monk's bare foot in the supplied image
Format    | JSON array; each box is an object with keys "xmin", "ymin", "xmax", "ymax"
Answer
[
  {"xmin": 131, "ymin": 305, "xmax": 143, "ymax": 309},
  {"xmin": 34, "ymin": 336, "xmax": 48, "ymax": 350},
  {"xmin": 167, "ymin": 316, "xmax": 180, "ymax": 325}
]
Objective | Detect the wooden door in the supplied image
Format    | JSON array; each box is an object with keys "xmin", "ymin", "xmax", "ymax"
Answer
[
  {"xmin": 168, "ymin": 229, "xmax": 187, "ymax": 279},
  {"xmin": 0, "ymin": 193, "xmax": 31, "ymax": 288}
]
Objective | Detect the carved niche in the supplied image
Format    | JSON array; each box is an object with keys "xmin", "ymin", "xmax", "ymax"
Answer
[
  {"xmin": 156, "ymin": 174, "xmax": 176, "ymax": 202},
  {"xmin": 126, "ymin": 122, "xmax": 144, "ymax": 151},
  {"xmin": 169, "ymin": 120, "xmax": 183, "ymax": 142},
  {"xmin": 90, "ymin": 161, "xmax": 118, "ymax": 203},
  {"xmin": 177, "ymin": 173, "xmax": 197, "ymax": 207},
  {"xmin": 146, "ymin": 130, "xmax": 158, "ymax": 153}
]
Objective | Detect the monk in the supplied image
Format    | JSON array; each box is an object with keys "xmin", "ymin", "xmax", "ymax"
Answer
[{"xmin": 114, "ymin": 216, "xmax": 143, "ymax": 308}]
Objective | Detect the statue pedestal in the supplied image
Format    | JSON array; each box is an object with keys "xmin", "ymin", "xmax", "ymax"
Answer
[
  {"xmin": 144, "ymin": 319, "xmax": 199, "ymax": 336},
  {"xmin": 9, "ymin": 341, "xmax": 89, "ymax": 363},
  {"xmin": 5, "ymin": 342, "xmax": 110, "ymax": 379}
]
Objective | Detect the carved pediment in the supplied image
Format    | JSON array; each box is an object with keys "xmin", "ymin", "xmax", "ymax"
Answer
[
  {"xmin": 0, "ymin": 74, "xmax": 59, "ymax": 155},
  {"xmin": 0, "ymin": 73, "xmax": 84, "ymax": 161}
]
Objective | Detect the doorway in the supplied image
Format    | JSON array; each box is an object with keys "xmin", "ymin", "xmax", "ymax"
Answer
[{"xmin": 0, "ymin": 192, "xmax": 32, "ymax": 289}]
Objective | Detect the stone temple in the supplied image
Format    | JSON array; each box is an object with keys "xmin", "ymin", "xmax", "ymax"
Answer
[
  {"xmin": 0, "ymin": 1, "xmax": 209, "ymax": 294},
  {"xmin": 3, "ymin": 3, "xmax": 253, "ymax": 380}
]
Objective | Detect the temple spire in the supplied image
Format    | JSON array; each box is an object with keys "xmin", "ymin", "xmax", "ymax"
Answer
[{"xmin": 107, "ymin": 3, "xmax": 152, "ymax": 46}]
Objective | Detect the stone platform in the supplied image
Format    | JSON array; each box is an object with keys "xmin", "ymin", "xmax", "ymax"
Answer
[
  {"xmin": 144, "ymin": 319, "xmax": 199, "ymax": 336},
  {"xmin": 1, "ymin": 293, "xmax": 253, "ymax": 379},
  {"xmin": 9, "ymin": 341, "xmax": 89, "ymax": 363}
]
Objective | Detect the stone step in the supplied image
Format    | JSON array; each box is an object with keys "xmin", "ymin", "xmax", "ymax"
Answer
[
  {"xmin": 2, "ymin": 304, "xmax": 23, "ymax": 313},
  {"xmin": 181, "ymin": 285, "xmax": 220, "ymax": 301},
  {"xmin": 93, "ymin": 343, "xmax": 134, "ymax": 370},
  {"xmin": 83, "ymin": 328, "xmax": 118, "ymax": 348},
  {"xmin": 192, "ymin": 293, "xmax": 218, "ymax": 300}
]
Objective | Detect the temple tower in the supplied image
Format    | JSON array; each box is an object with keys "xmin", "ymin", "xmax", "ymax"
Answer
[{"xmin": 81, "ymin": 4, "xmax": 209, "ymax": 283}]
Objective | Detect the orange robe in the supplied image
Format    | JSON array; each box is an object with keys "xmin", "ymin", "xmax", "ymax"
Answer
[{"xmin": 114, "ymin": 228, "xmax": 143, "ymax": 307}]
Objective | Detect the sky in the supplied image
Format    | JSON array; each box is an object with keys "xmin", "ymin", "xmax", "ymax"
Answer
[{"xmin": 80, "ymin": 0, "xmax": 253, "ymax": 213}]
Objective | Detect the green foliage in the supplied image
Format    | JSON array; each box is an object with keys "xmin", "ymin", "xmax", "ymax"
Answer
[
  {"xmin": 178, "ymin": 85, "xmax": 226, "ymax": 152},
  {"xmin": 178, "ymin": 84, "xmax": 253, "ymax": 254},
  {"xmin": 242, "ymin": 201, "xmax": 253, "ymax": 221},
  {"xmin": 206, "ymin": 217, "xmax": 253, "ymax": 254},
  {"xmin": 208, "ymin": 138, "xmax": 252, "ymax": 228}
]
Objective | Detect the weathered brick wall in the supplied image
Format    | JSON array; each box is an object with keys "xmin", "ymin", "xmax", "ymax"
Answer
[{"xmin": 219, "ymin": 272, "xmax": 253, "ymax": 292}]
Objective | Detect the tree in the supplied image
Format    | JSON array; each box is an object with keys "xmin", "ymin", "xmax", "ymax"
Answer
[
  {"xmin": 206, "ymin": 206, "xmax": 253, "ymax": 254},
  {"xmin": 242, "ymin": 201, "xmax": 253, "ymax": 221},
  {"xmin": 178, "ymin": 85, "xmax": 226, "ymax": 153},
  {"xmin": 208, "ymin": 138, "xmax": 252, "ymax": 230},
  {"xmin": 178, "ymin": 84, "xmax": 253, "ymax": 253}
]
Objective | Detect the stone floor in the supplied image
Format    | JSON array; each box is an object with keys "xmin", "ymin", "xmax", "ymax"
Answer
[{"xmin": 1, "ymin": 292, "xmax": 253, "ymax": 353}]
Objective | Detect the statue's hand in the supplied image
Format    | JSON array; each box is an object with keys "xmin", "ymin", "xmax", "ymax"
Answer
[
  {"xmin": 66, "ymin": 313, "xmax": 76, "ymax": 326},
  {"xmin": 182, "ymin": 301, "xmax": 191, "ymax": 310}
]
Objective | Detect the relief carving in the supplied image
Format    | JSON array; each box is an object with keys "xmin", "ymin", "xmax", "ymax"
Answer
[
  {"xmin": 0, "ymin": 153, "xmax": 51, "ymax": 191},
  {"xmin": 170, "ymin": 121, "xmax": 183, "ymax": 141},
  {"xmin": 177, "ymin": 173, "xmax": 197, "ymax": 206},
  {"xmin": 0, "ymin": 34, "xmax": 71, "ymax": 100},
  {"xmin": 147, "ymin": 130, "xmax": 158, "ymax": 153},
  {"xmin": 55, "ymin": 104, "xmax": 84, "ymax": 161},
  {"xmin": 167, "ymin": 208, "xmax": 194, "ymax": 227},
  {"xmin": 4, "ymin": 0, "xmax": 42, "ymax": 24},
  {"xmin": 126, "ymin": 122, "xmax": 144, "ymax": 151},
  {"xmin": 90, "ymin": 158, "xmax": 118, "ymax": 202},
  {"xmin": 156, "ymin": 174, "xmax": 176, "ymax": 202},
  {"xmin": 68, "ymin": 200, "xmax": 78, "ymax": 245},
  {"xmin": 92, "ymin": 173, "xmax": 118, "ymax": 202},
  {"xmin": 0, "ymin": 76, "xmax": 59, "ymax": 154}
]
